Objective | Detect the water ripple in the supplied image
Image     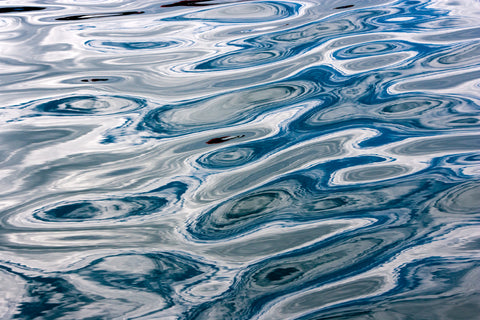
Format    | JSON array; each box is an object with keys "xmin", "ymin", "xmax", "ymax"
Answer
[
  {"xmin": 32, "ymin": 95, "xmax": 147, "ymax": 116},
  {"xmin": 138, "ymin": 81, "xmax": 314, "ymax": 137},
  {"xmin": 1, "ymin": 0, "xmax": 480, "ymax": 318},
  {"xmin": 164, "ymin": 1, "xmax": 301, "ymax": 24},
  {"xmin": 85, "ymin": 39, "xmax": 183, "ymax": 52}
]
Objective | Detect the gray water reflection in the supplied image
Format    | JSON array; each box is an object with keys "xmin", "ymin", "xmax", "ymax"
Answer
[{"xmin": 1, "ymin": 0, "xmax": 480, "ymax": 319}]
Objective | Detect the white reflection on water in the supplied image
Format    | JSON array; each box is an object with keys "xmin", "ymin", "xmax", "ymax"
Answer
[{"xmin": 1, "ymin": 0, "xmax": 480, "ymax": 318}]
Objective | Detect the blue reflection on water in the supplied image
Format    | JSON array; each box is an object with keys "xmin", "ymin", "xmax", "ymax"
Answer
[{"xmin": 0, "ymin": 0, "xmax": 479, "ymax": 319}]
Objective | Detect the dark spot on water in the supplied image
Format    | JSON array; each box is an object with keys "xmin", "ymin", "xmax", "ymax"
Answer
[
  {"xmin": 206, "ymin": 135, "xmax": 245, "ymax": 144},
  {"xmin": 0, "ymin": 7, "xmax": 45, "ymax": 13},
  {"xmin": 161, "ymin": 0, "xmax": 215, "ymax": 7},
  {"xmin": 80, "ymin": 78, "xmax": 109, "ymax": 83},
  {"xmin": 55, "ymin": 11, "xmax": 144, "ymax": 21},
  {"xmin": 334, "ymin": 4, "xmax": 354, "ymax": 9},
  {"xmin": 266, "ymin": 267, "xmax": 299, "ymax": 281}
]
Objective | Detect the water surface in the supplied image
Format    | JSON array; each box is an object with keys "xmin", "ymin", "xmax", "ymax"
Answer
[{"xmin": 1, "ymin": 0, "xmax": 480, "ymax": 319}]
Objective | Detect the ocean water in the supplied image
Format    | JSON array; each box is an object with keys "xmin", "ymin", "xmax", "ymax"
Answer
[{"xmin": 1, "ymin": 0, "xmax": 480, "ymax": 319}]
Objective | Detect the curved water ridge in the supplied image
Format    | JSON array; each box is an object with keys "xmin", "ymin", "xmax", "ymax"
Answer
[{"xmin": 1, "ymin": 0, "xmax": 480, "ymax": 319}]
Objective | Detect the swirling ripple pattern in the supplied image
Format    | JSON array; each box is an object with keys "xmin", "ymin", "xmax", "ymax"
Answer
[{"xmin": 1, "ymin": 0, "xmax": 480, "ymax": 319}]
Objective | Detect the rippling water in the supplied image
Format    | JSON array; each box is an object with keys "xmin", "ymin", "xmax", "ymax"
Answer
[{"xmin": 1, "ymin": 0, "xmax": 480, "ymax": 319}]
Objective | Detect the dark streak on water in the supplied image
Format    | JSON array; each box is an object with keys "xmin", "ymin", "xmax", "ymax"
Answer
[
  {"xmin": 334, "ymin": 4, "xmax": 355, "ymax": 9},
  {"xmin": 0, "ymin": 0, "xmax": 480, "ymax": 319},
  {"xmin": 80, "ymin": 78, "xmax": 109, "ymax": 83},
  {"xmin": 0, "ymin": 7, "xmax": 46, "ymax": 13},
  {"xmin": 161, "ymin": 0, "xmax": 218, "ymax": 7},
  {"xmin": 55, "ymin": 11, "xmax": 145, "ymax": 21},
  {"xmin": 206, "ymin": 135, "xmax": 245, "ymax": 144}
]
